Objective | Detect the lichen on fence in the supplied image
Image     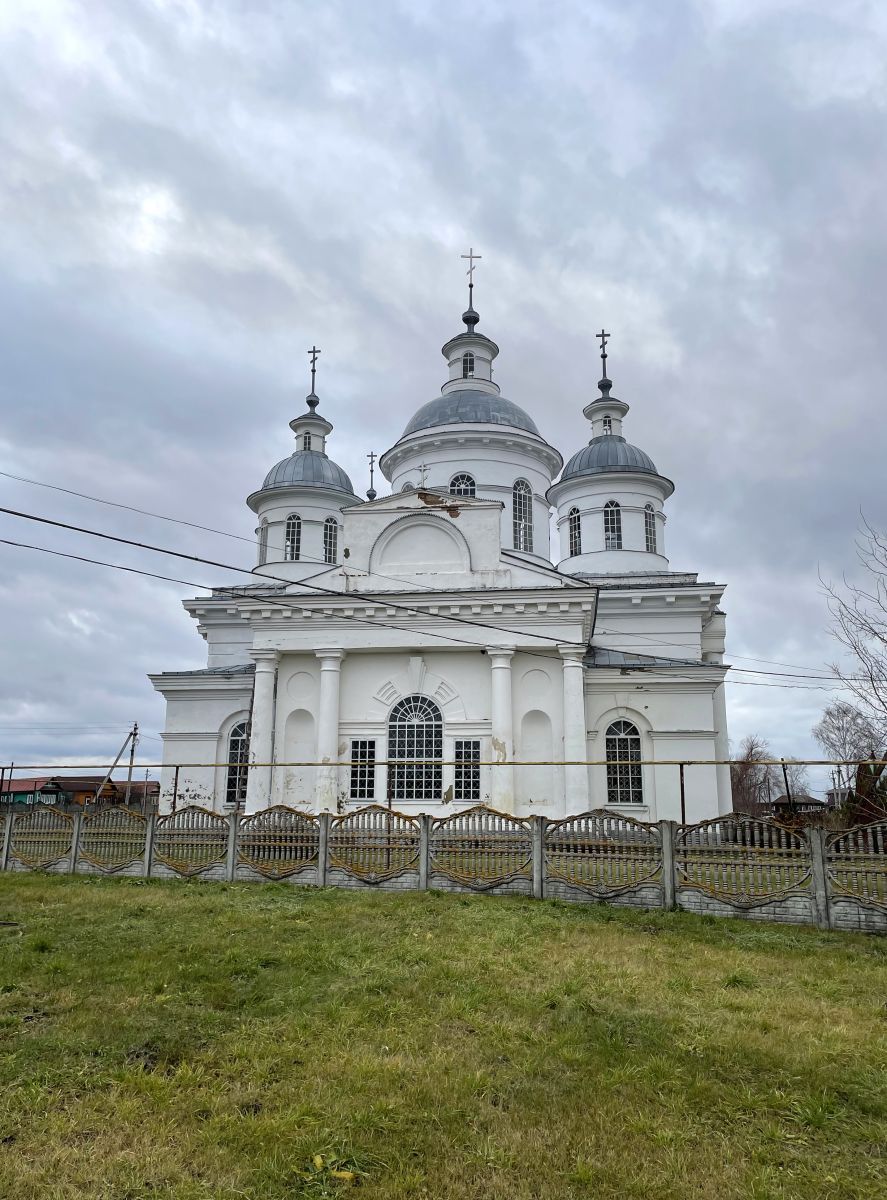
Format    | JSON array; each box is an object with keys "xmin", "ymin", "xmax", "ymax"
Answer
[
  {"xmin": 10, "ymin": 807, "xmax": 73, "ymax": 869},
  {"xmin": 153, "ymin": 806, "xmax": 228, "ymax": 876},
  {"xmin": 827, "ymin": 822, "xmax": 887, "ymax": 909},
  {"xmin": 675, "ymin": 815, "xmax": 811, "ymax": 906},
  {"xmin": 79, "ymin": 806, "xmax": 146, "ymax": 872},
  {"xmin": 431, "ymin": 805, "xmax": 532, "ymax": 889},
  {"xmin": 238, "ymin": 806, "xmax": 319, "ymax": 878},
  {"xmin": 545, "ymin": 809, "xmax": 661, "ymax": 895},
  {"xmin": 329, "ymin": 805, "xmax": 420, "ymax": 882}
]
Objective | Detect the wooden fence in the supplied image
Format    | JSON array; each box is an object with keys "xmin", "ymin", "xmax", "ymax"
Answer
[{"xmin": 1, "ymin": 804, "xmax": 884, "ymax": 933}]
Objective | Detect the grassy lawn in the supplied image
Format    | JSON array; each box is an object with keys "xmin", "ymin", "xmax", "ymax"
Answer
[{"xmin": 0, "ymin": 877, "xmax": 885, "ymax": 1199}]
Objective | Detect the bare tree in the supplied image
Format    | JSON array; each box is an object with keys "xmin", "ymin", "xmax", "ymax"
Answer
[
  {"xmin": 813, "ymin": 700, "xmax": 886, "ymax": 818},
  {"xmin": 730, "ymin": 736, "xmax": 811, "ymax": 815},
  {"xmin": 824, "ymin": 518, "xmax": 887, "ymax": 726}
]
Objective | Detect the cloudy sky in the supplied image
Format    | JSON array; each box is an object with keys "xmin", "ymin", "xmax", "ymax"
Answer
[{"xmin": 1, "ymin": 0, "xmax": 884, "ymax": 788}]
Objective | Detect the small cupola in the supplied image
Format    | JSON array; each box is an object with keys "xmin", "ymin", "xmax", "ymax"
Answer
[
  {"xmin": 439, "ymin": 248, "xmax": 500, "ymax": 396},
  {"xmin": 288, "ymin": 345, "xmax": 333, "ymax": 454}
]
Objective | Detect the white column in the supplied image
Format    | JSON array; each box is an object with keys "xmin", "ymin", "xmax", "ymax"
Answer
[
  {"xmin": 559, "ymin": 646, "xmax": 590, "ymax": 814},
  {"xmin": 713, "ymin": 681, "xmax": 732, "ymax": 814},
  {"xmin": 244, "ymin": 649, "xmax": 279, "ymax": 814},
  {"xmin": 315, "ymin": 649, "xmax": 345, "ymax": 810},
  {"xmin": 489, "ymin": 647, "xmax": 515, "ymax": 811}
]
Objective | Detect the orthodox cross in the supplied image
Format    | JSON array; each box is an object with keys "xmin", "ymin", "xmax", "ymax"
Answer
[
  {"xmin": 418, "ymin": 462, "xmax": 428, "ymax": 487},
  {"xmin": 307, "ymin": 345, "xmax": 321, "ymax": 393},
  {"xmin": 597, "ymin": 328, "xmax": 610, "ymax": 377},
  {"xmin": 367, "ymin": 451, "xmax": 377, "ymax": 492},
  {"xmin": 461, "ymin": 246, "xmax": 482, "ymax": 307}
]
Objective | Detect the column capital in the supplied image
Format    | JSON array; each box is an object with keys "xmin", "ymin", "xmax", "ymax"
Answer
[
  {"xmin": 487, "ymin": 646, "xmax": 515, "ymax": 665},
  {"xmin": 558, "ymin": 644, "xmax": 586, "ymax": 664},
  {"xmin": 250, "ymin": 648, "xmax": 280, "ymax": 667},
  {"xmin": 315, "ymin": 648, "xmax": 346, "ymax": 666}
]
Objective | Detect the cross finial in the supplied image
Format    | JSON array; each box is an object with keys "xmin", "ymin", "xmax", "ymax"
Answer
[
  {"xmin": 418, "ymin": 462, "xmax": 428, "ymax": 487},
  {"xmin": 307, "ymin": 345, "xmax": 321, "ymax": 393},
  {"xmin": 366, "ymin": 451, "xmax": 377, "ymax": 501},
  {"xmin": 597, "ymin": 329, "xmax": 610, "ymax": 377},
  {"xmin": 460, "ymin": 246, "xmax": 482, "ymax": 309}
]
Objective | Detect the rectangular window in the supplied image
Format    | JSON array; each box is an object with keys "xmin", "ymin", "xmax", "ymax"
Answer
[
  {"xmin": 350, "ymin": 740, "xmax": 376, "ymax": 800},
  {"xmin": 454, "ymin": 739, "xmax": 481, "ymax": 802}
]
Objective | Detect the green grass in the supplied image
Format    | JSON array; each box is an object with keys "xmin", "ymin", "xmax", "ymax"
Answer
[{"xmin": 0, "ymin": 877, "xmax": 885, "ymax": 1199}]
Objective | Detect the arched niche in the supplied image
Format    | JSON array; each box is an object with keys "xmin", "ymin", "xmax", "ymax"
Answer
[
  {"xmin": 280, "ymin": 708, "xmax": 316, "ymax": 807},
  {"xmin": 518, "ymin": 709, "xmax": 555, "ymax": 809},
  {"xmin": 370, "ymin": 515, "xmax": 471, "ymax": 576}
]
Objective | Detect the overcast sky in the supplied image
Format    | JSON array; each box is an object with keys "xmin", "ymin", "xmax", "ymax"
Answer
[{"xmin": 1, "ymin": 0, "xmax": 884, "ymax": 788}]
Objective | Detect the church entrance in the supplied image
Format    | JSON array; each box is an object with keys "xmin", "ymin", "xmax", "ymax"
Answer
[{"xmin": 388, "ymin": 695, "xmax": 442, "ymax": 804}]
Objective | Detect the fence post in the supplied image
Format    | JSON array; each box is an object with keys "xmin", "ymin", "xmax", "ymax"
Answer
[
  {"xmin": 660, "ymin": 820, "xmax": 677, "ymax": 911},
  {"xmin": 807, "ymin": 826, "xmax": 831, "ymax": 930},
  {"xmin": 143, "ymin": 813, "xmax": 156, "ymax": 879},
  {"xmin": 532, "ymin": 815, "xmax": 545, "ymax": 900},
  {"xmin": 69, "ymin": 810, "xmax": 83, "ymax": 875},
  {"xmin": 1, "ymin": 808, "xmax": 13, "ymax": 872},
  {"xmin": 225, "ymin": 812, "xmax": 239, "ymax": 883},
  {"xmin": 419, "ymin": 813, "xmax": 430, "ymax": 890},
  {"xmin": 318, "ymin": 812, "xmax": 330, "ymax": 887}
]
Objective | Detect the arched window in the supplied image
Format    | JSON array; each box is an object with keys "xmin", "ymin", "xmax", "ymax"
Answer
[
  {"xmin": 512, "ymin": 479, "xmax": 533, "ymax": 552},
  {"xmin": 302, "ymin": 433, "xmax": 312, "ymax": 452},
  {"xmin": 258, "ymin": 520, "xmax": 269, "ymax": 565},
  {"xmin": 606, "ymin": 720, "xmax": 643, "ymax": 805},
  {"xmin": 450, "ymin": 472, "xmax": 476, "ymax": 497},
  {"xmin": 602, "ymin": 415, "xmax": 612, "ymax": 434},
  {"xmin": 285, "ymin": 514, "xmax": 301, "ymax": 561},
  {"xmin": 323, "ymin": 517, "xmax": 339, "ymax": 564},
  {"xmin": 462, "ymin": 351, "xmax": 475, "ymax": 379},
  {"xmin": 644, "ymin": 503, "xmax": 657, "ymax": 554},
  {"xmin": 388, "ymin": 694, "xmax": 442, "ymax": 802},
  {"xmin": 401, "ymin": 481, "xmax": 415, "ymax": 492},
  {"xmin": 568, "ymin": 507, "xmax": 581, "ymax": 556},
  {"xmin": 604, "ymin": 500, "xmax": 622, "ymax": 550},
  {"xmin": 225, "ymin": 721, "xmax": 250, "ymax": 807}
]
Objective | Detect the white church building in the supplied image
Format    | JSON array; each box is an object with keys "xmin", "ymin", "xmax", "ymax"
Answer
[{"xmin": 150, "ymin": 288, "xmax": 731, "ymax": 822}]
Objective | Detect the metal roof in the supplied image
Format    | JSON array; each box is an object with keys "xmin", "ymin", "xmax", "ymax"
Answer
[
  {"xmin": 561, "ymin": 434, "xmax": 658, "ymax": 481},
  {"xmin": 584, "ymin": 647, "xmax": 706, "ymax": 669},
  {"xmin": 260, "ymin": 451, "xmax": 355, "ymax": 494},
  {"xmin": 402, "ymin": 389, "xmax": 540, "ymax": 437}
]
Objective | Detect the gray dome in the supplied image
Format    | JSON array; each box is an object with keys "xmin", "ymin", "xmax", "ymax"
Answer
[
  {"xmin": 561, "ymin": 435, "xmax": 659, "ymax": 481},
  {"xmin": 260, "ymin": 451, "xmax": 355, "ymax": 494},
  {"xmin": 402, "ymin": 388, "xmax": 539, "ymax": 437}
]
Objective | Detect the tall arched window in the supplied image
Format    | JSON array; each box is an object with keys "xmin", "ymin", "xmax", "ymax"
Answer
[
  {"xmin": 225, "ymin": 721, "xmax": 250, "ymax": 807},
  {"xmin": 302, "ymin": 433, "xmax": 312, "ymax": 452},
  {"xmin": 388, "ymin": 694, "xmax": 442, "ymax": 801},
  {"xmin": 450, "ymin": 473, "xmax": 476, "ymax": 497},
  {"xmin": 323, "ymin": 517, "xmax": 339, "ymax": 564},
  {"xmin": 285, "ymin": 514, "xmax": 302, "ymax": 561},
  {"xmin": 462, "ymin": 351, "xmax": 475, "ymax": 379},
  {"xmin": 644, "ymin": 504, "xmax": 657, "ymax": 554},
  {"xmin": 512, "ymin": 479, "xmax": 533, "ymax": 552},
  {"xmin": 258, "ymin": 520, "xmax": 269, "ymax": 565},
  {"xmin": 606, "ymin": 720, "xmax": 643, "ymax": 805},
  {"xmin": 604, "ymin": 500, "xmax": 622, "ymax": 550},
  {"xmin": 568, "ymin": 507, "xmax": 581, "ymax": 557}
]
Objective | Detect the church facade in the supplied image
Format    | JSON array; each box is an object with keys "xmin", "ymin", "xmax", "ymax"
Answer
[{"xmin": 150, "ymin": 295, "xmax": 731, "ymax": 822}]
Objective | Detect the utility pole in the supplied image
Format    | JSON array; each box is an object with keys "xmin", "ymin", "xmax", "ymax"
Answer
[{"xmin": 124, "ymin": 722, "xmax": 138, "ymax": 807}]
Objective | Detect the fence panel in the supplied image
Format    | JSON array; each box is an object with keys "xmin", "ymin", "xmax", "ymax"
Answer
[
  {"xmin": 237, "ymin": 806, "xmax": 319, "ymax": 880},
  {"xmin": 827, "ymin": 822, "xmax": 887, "ymax": 910},
  {"xmin": 329, "ymin": 805, "xmax": 420, "ymax": 884},
  {"xmin": 545, "ymin": 809, "xmax": 662, "ymax": 900},
  {"xmin": 152, "ymin": 806, "xmax": 228, "ymax": 877},
  {"xmin": 430, "ymin": 806, "xmax": 532, "ymax": 891},
  {"xmin": 9, "ymin": 807, "xmax": 74, "ymax": 870},
  {"xmin": 675, "ymin": 815, "xmax": 811, "ymax": 912},
  {"xmin": 79, "ymin": 807, "xmax": 147, "ymax": 873}
]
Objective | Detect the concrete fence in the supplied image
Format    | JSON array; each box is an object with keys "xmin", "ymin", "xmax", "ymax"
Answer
[{"xmin": 1, "ymin": 803, "xmax": 884, "ymax": 933}]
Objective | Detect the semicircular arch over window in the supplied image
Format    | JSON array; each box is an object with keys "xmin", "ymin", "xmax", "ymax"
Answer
[
  {"xmin": 225, "ymin": 721, "xmax": 250, "ymax": 807},
  {"xmin": 605, "ymin": 719, "xmax": 643, "ymax": 805},
  {"xmin": 449, "ymin": 472, "xmax": 476, "ymax": 497},
  {"xmin": 512, "ymin": 479, "xmax": 533, "ymax": 552},
  {"xmin": 388, "ymin": 694, "xmax": 442, "ymax": 803}
]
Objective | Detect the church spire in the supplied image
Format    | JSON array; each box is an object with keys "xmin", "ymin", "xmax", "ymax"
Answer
[
  {"xmin": 289, "ymin": 342, "xmax": 333, "ymax": 450},
  {"xmin": 582, "ymin": 327, "xmax": 629, "ymax": 438},
  {"xmin": 440, "ymin": 250, "xmax": 500, "ymax": 396},
  {"xmin": 306, "ymin": 345, "xmax": 321, "ymax": 411},
  {"xmin": 460, "ymin": 246, "xmax": 482, "ymax": 332}
]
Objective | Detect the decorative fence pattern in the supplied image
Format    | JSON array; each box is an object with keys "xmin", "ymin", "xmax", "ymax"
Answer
[{"xmin": 0, "ymin": 805, "xmax": 885, "ymax": 933}]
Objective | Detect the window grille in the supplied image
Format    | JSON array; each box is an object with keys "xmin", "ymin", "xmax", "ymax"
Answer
[
  {"xmin": 512, "ymin": 479, "xmax": 533, "ymax": 552},
  {"xmin": 568, "ymin": 507, "xmax": 581, "ymax": 556},
  {"xmin": 225, "ymin": 721, "xmax": 250, "ymax": 807},
  {"xmin": 258, "ymin": 520, "xmax": 269, "ymax": 565},
  {"xmin": 350, "ymin": 740, "xmax": 376, "ymax": 800},
  {"xmin": 284, "ymin": 514, "xmax": 301, "ymax": 561},
  {"xmin": 462, "ymin": 351, "xmax": 475, "ymax": 379},
  {"xmin": 302, "ymin": 433, "xmax": 312, "ymax": 451},
  {"xmin": 388, "ymin": 694, "xmax": 442, "ymax": 802},
  {"xmin": 644, "ymin": 503, "xmax": 657, "ymax": 554},
  {"xmin": 449, "ymin": 473, "xmax": 476, "ymax": 497},
  {"xmin": 604, "ymin": 500, "xmax": 622, "ymax": 550},
  {"xmin": 454, "ymin": 739, "xmax": 481, "ymax": 802},
  {"xmin": 602, "ymin": 415, "xmax": 612, "ymax": 434},
  {"xmin": 605, "ymin": 720, "xmax": 643, "ymax": 805},
  {"xmin": 323, "ymin": 517, "xmax": 339, "ymax": 564}
]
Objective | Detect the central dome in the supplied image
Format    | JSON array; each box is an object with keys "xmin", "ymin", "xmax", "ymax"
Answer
[
  {"xmin": 402, "ymin": 388, "xmax": 540, "ymax": 438},
  {"xmin": 560, "ymin": 435, "xmax": 659, "ymax": 481}
]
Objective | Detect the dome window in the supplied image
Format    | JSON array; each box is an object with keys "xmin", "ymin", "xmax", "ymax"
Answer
[
  {"xmin": 461, "ymin": 351, "xmax": 475, "ymax": 379},
  {"xmin": 258, "ymin": 519, "xmax": 269, "ymax": 565},
  {"xmin": 512, "ymin": 479, "xmax": 533, "ymax": 553},
  {"xmin": 450, "ymin": 473, "xmax": 476, "ymax": 497},
  {"xmin": 302, "ymin": 433, "xmax": 312, "ymax": 451},
  {"xmin": 401, "ymin": 481, "xmax": 415, "ymax": 492},
  {"xmin": 323, "ymin": 517, "xmax": 339, "ymax": 564},
  {"xmin": 285, "ymin": 514, "xmax": 302, "ymax": 561},
  {"xmin": 606, "ymin": 720, "xmax": 643, "ymax": 805},
  {"xmin": 604, "ymin": 500, "xmax": 622, "ymax": 551},
  {"xmin": 568, "ymin": 507, "xmax": 581, "ymax": 557},
  {"xmin": 602, "ymin": 415, "xmax": 612, "ymax": 434},
  {"xmin": 644, "ymin": 504, "xmax": 657, "ymax": 554}
]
